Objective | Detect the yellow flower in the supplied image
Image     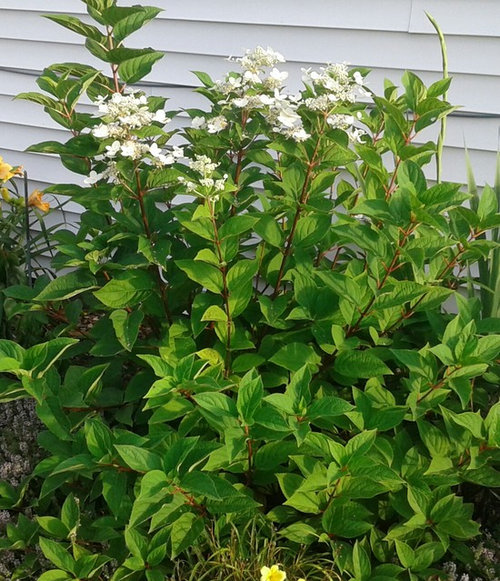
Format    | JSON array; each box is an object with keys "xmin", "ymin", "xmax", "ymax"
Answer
[
  {"xmin": 28, "ymin": 189, "xmax": 50, "ymax": 212},
  {"xmin": 261, "ymin": 565, "xmax": 287, "ymax": 581},
  {"xmin": 0, "ymin": 156, "xmax": 15, "ymax": 183},
  {"xmin": 0, "ymin": 187, "xmax": 11, "ymax": 202}
]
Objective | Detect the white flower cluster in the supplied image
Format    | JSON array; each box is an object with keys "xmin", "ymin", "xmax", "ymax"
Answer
[
  {"xmin": 209, "ymin": 47, "xmax": 310, "ymax": 142},
  {"xmin": 178, "ymin": 154, "xmax": 228, "ymax": 201},
  {"xmin": 203, "ymin": 47, "xmax": 369, "ymax": 143},
  {"xmin": 92, "ymin": 92, "xmax": 167, "ymax": 139},
  {"xmin": 302, "ymin": 65, "xmax": 368, "ymax": 103},
  {"xmin": 85, "ymin": 91, "xmax": 182, "ymax": 186},
  {"xmin": 191, "ymin": 114, "xmax": 228, "ymax": 134},
  {"xmin": 301, "ymin": 64, "xmax": 368, "ymax": 142}
]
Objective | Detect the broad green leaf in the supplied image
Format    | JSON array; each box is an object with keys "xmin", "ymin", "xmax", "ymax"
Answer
[
  {"xmin": 35, "ymin": 271, "xmax": 97, "ymax": 301},
  {"xmin": 269, "ymin": 343, "xmax": 321, "ymax": 372},
  {"xmin": 113, "ymin": 7, "xmax": 163, "ymax": 42},
  {"xmin": 94, "ymin": 271, "xmax": 155, "ymax": 308},
  {"xmin": 334, "ymin": 350, "xmax": 392, "ymax": 378},
  {"xmin": 39, "ymin": 538, "xmax": 75, "ymax": 573},
  {"xmin": 176, "ymin": 259, "xmax": 223, "ymax": 294},
  {"xmin": 110, "ymin": 309, "xmax": 144, "ymax": 351},
  {"xmin": 322, "ymin": 499, "xmax": 372, "ymax": 538},
  {"xmin": 237, "ymin": 370, "xmax": 264, "ymax": 424},
  {"xmin": 38, "ymin": 572, "xmax": 72, "ymax": 581},
  {"xmin": 114, "ymin": 445, "xmax": 162, "ymax": 472},
  {"xmin": 170, "ymin": 512, "xmax": 204, "ymax": 558},
  {"xmin": 119, "ymin": 51, "xmax": 164, "ymax": 84}
]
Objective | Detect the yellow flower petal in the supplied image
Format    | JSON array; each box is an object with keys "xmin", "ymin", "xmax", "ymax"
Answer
[
  {"xmin": 261, "ymin": 565, "xmax": 287, "ymax": 581},
  {"xmin": 28, "ymin": 189, "xmax": 50, "ymax": 212},
  {"xmin": 0, "ymin": 157, "xmax": 15, "ymax": 183}
]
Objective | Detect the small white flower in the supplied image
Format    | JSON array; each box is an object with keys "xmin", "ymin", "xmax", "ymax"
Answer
[
  {"xmin": 353, "ymin": 71, "xmax": 364, "ymax": 85},
  {"xmin": 200, "ymin": 178, "xmax": 215, "ymax": 188},
  {"xmin": 120, "ymin": 141, "xmax": 139, "ymax": 158},
  {"xmin": 243, "ymin": 70, "xmax": 261, "ymax": 84},
  {"xmin": 206, "ymin": 115, "xmax": 228, "ymax": 134},
  {"xmin": 292, "ymin": 127, "xmax": 310, "ymax": 142},
  {"xmin": 258, "ymin": 94, "xmax": 275, "ymax": 106},
  {"xmin": 149, "ymin": 143, "xmax": 162, "ymax": 158},
  {"xmin": 232, "ymin": 97, "xmax": 249, "ymax": 108},
  {"xmin": 92, "ymin": 124, "xmax": 109, "ymax": 138},
  {"xmin": 153, "ymin": 109, "xmax": 167, "ymax": 123},
  {"xmin": 277, "ymin": 107, "xmax": 302, "ymax": 129},
  {"xmin": 105, "ymin": 140, "xmax": 121, "ymax": 158},
  {"xmin": 348, "ymin": 127, "xmax": 365, "ymax": 143},
  {"xmin": 172, "ymin": 146, "xmax": 184, "ymax": 159},
  {"xmin": 191, "ymin": 116, "xmax": 206, "ymax": 129},
  {"xmin": 84, "ymin": 170, "xmax": 102, "ymax": 185},
  {"xmin": 269, "ymin": 68, "xmax": 288, "ymax": 83},
  {"xmin": 158, "ymin": 153, "xmax": 175, "ymax": 165}
]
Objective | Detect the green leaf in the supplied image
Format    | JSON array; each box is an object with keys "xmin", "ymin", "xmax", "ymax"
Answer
[
  {"xmin": 85, "ymin": 418, "xmax": 113, "ymax": 459},
  {"xmin": 193, "ymin": 392, "xmax": 238, "ymax": 419},
  {"xmin": 280, "ymin": 522, "xmax": 317, "ymax": 544},
  {"xmin": 334, "ymin": 350, "xmax": 392, "ymax": 378},
  {"xmin": 110, "ymin": 309, "xmax": 144, "ymax": 351},
  {"xmin": 39, "ymin": 538, "xmax": 75, "ymax": 573},
  {"xmin": 176, "ymin": 259, "xmax": 223, "ymax": 294},
  {"xmin": 170, "ymin": 512, "xmax": 205, "ymax": 558},
  {"xmin": 61, "ymin": 494, "xmax": 80, "ymax": 532},
  {"xmin": 35, "ymin": 271, "xmax": 97, "ymax": 301},
  {"xmin": 119, "ymin": 51, "xmax": 164, "ymax": 84},
  {"xmin": 38, "ymin": 572, "xmax": 72, "ymax": 581},
  {"xmin": 295, "ymin": 214, "xmax": 331, "ymax": 247},
  {"xmin": 395, "ymin": 540, "xmax": 415, "ymax": 569},
  {"xmin": 237, "ymin": 370, "xmax": 264, "ymax": 424},
  {"xmin": 94, "ymin": 271, "xmax": 154, "ymax": 308},
  {"xmin": 353, "ymin": 540, "xmax": 372, "ymax": 581},
  {"xmin": 322, "ymin": 499, "xmax": 372, "ymax": 538},
  {"xmin": 255, "ymin": 214, "xmax": 283, "ymax": 247},
  {"xmin": 36, "ymin": 517, "xmax": 69, "ymax": 539},
  {"xmin": 113, "ymin": 7, "xmax": 163, "ymax": 43},
  {"xmin": 269, "ymin": 343, "xmax": 321, "ymax": 372},
  {"xmin": 307, "ymin": 396, "xmax": 353, "ymax": 419},
  {"xmin": 219, "ymin": 215, "xmax": 258, "ymax": 238},
  {"xmin": 44, "ymin": 14, "xmax": 104, "ymax": 41},
  {"xmin": 114, "ymin": 445, "xmax": 162, "ymax": 472}
]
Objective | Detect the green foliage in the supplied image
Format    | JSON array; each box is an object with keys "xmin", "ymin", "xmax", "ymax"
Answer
[
  {"xmin": 0, "ymin": 164, "xmax": 59, "ymax": 344},
  {"xmin": 0, "ymin": 2, "xmax": 499, "ymax": 580}
]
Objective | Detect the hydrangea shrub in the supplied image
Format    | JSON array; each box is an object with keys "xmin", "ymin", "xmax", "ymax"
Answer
[{"xmin": 0, "ymin": 1, "xmax": 499, "ymax": 580}]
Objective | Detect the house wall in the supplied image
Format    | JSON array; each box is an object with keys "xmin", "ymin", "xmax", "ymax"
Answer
[{"xmin": 0, "ymin": 0, "xmax": 499, "ymax": 226}]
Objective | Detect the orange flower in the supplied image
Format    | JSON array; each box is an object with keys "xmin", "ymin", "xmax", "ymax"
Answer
[
  {"xmin": 0, "ymin": 156, "xmax": 15, "ymax": 183},
  {"xmin": 28, "ymin": 189, "xmax": 50, "ymax": 212}
]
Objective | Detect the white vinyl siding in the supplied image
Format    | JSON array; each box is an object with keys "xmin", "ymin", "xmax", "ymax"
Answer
[{"xmin": 0, "ymin": 0, "xmax": 499, "ymax": 214}]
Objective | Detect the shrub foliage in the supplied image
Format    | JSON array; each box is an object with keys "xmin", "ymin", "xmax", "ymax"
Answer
[{"xmin": 0, "ymin": 1, "xmax": 499, "ymax": 580}]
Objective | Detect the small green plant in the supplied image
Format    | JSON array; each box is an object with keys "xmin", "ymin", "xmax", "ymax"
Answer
[
  {"xmin": 466, "ymin": 149, "xmax": 500, "ymax": 320},
  {"xmin": 0, "ymin": 1, "xmax": 499, "ymax": 580},
  {"xmin": 0, "ymin": 158, "xmax": 58, "ymax": 342}
]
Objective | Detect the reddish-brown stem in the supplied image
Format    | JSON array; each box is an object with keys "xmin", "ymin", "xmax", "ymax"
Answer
[
  {"xmin": 346, "ymin": 224, "xmax": 415, "ymax": 336},
  {"xmin": 245, "ymin": 425, "xmax": 254, "ymax": 486},
  {"xmin": 208, "ymin": 200, "xmax": 232, "ymax": 377},
  {"xmin": 134, "ymin": 165, "xmax": 172, "ymax": 324},
  {"xmin": 272, "ymin": 134, "xmax": 324, "ymax": 298},
  {"xmin": 230, "ymin": 111, "xmax": 249, "ymax": 216},
  {"xmin": 384, "ymin": 118, "xmax": 418, "ymax": 200}
]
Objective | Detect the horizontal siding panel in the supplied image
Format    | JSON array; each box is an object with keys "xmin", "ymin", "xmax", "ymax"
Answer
[
  {"xmin": 1, "ymin": 17, "xmax": 499, "ymax": 78},
  {"xmin": 0, "ymin": 0, "xmax": 414, "ymax": 30},
  {"xmin": 1, "ymin": 45, "xmax": 500, "ymax": 116},
  {"xmin": 410, "ymin": 0, "xmax": 500, "ymax": 37}
]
